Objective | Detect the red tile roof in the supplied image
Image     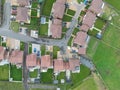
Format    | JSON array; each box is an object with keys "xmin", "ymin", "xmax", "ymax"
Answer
[
  {"xmin": 69, "ymin": 59, "xmax": 80, "ymax": 71},
  {"xmin": 0, "ymin": 46, "xmax": 5, "ymax": 60},
  {"xmin": 9, "ymin": 50, "xmax": 23, "ymax": 65},
  {"xmin": 80, "ymin": 24, "xmax": 89, "ymax": 32},
  {"xmin": 82, "ymin": 11, "xmax": 96, "ymax": 28},
  {"xmin": 50, "ymin": 24, "xmax": 62, "ymax": 38},
  {"xmin": 16, "ymin": 7, "xmax": 28, "ymax": 23},
  {"xmin": 89, "ymin": 0, "xmax": 103, "ymax": 14},
  {"xmin": 26, "ymin": 54, "xmax": 37, "ymax": 68},
  {"xmin": 53, "ymin": 2, "xmax": 65, "ymax": 19},
  {"xmin": 41, "ymin": 55, "xmax": 51, "ymax": 69},
  {"xmin": 74, "ymin": 31, "xmax": 87, "ymax": 46},
  {"xmin": 17, "ymin": 0, "xmax": 29, "ymax": 6},
  {"xmin": 53, "ymin": 19, "xmax": 62, "ymax": 25},
  {"xmin": 78, "ymin": 48, "xmax": 86, "ymax": 55},
  {"xmin": 54, "ymin": 58, "xmax": 65, "ymax": 72},
  {"xmin": 56, "ymin": 0, "xmax": 66, "ymax": 4}
]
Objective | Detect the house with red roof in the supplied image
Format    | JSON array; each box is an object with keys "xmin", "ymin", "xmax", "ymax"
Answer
[
  {"xmin": 89, "ymin": 0, "xmax": 104, "ymax": 15},
  {"xmin": 26, "ymin": 54, "xmax": 40, "ymax": 70},
  {"xmin": 73, "ymin": 31, "xmax": 88, "ymax": 47},
  {"xmin": 11, "ymin": 0, "xmax": 30, "ymax": 6},
  {"xmin": 82, "ymin": 11, "xmax": 96, "ymax": 28},
  {"xmin": 53, "ymin": 0, "xmax": 66, "ymax": 19},
  {"xmin": 41, "ymin": 55, "xmax": 53, "ymax": 72},
  {"xmin": 16, "ymin": 7, "xmax": 30, "ymax": 23},
  {"xmin": 53, "ymin": 58, "xmax": 80, "ymax": 74},
  {"xmin": 9, "ymin": 50, "xmax": 23, "ymax": 67},
  {"xmin": 0, "ymin": 46, "xmax": 5, "ymax": 61}
]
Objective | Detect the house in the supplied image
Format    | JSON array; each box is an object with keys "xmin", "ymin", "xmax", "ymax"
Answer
[
  {"xmin": 56, "ymin": 0, "xmax": 66, "ymax": 4},
  {"xmin": 53, "ymin": 1, "xmax": 65, "ymax": 19},
  {"xmin": 80, "ymin": 24, "xmax": 89, "ymax": 32},
  {"xmin": 54, "ymin": 58, "xmax": 80, "ymax": 74},
  {"xmin": 53, "ymin": 19, "xmax": 62, "ymax": 25},
  {"xmin": 0, "ymin": 46, "xmax": 5, "ymax": 61},
  {"xmin": 11, "ymin": 0, "xmax": 29, "ymax": 6},
  {"xmin": 78, "ymin": 47, "xmax": 86, "ymax": 55},
  {"xmin": 89, "ymin": 0, "xmax": 104, "ymax": 15},
  {"xmin": 16, "ymin": 7, "xmax": 30, "ymax": 23},
  {"xmin": 50, "ymin": 24, "xmax": 62, "ymax": 38},
  {"xmin": 9, "ymin": 50, "xmax": 23, "ymax": 66},
  {"xmin": 26, "ymin": 54, "xmax": 39, "ymax": 70},
  {"xmin": 54, "ymin": 58, "xmax": 65, "ymax": 73},
  {"xmin": 82, "ymin": 11, "xmax": 96, "ymax": 28},
  {"xmin": 69, "ymin": 59, "xmax": 80, "ymax": 73},
  {"xmin": 73, "ymin": 31, "xmax": 88, "ymax": 47},
  {"xmin": 41, "ymin": 55, "xmax": 52, "ymax": 72}
]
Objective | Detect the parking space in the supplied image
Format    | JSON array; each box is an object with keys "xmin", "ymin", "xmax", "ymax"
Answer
[{"xmin": 32, "ymin": 44, "xmax": 41, "ymax": 57}]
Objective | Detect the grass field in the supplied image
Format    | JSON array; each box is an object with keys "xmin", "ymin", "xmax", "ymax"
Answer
[
  {"xmin": 67, "ymin": 9, "xmax": 75, "ymax": 16},
  {"xmin": 0, "ymin": 65, "xmax": 9, "ymax": 81},
  {"xmin": 40, "ymin": 69, "xmax": 53, "ymax": 83},
  {"xmin": 39, "ymin": 24, "xmax": 48, "ymax": 36},
  {"xmin": 74, "ymin": 76, "xmax": 98, "ymax": 90},
  {"xmin": 10, "ymin": 22, "xmax": 19, "ymax": 32},
  {"xmin": 87, "ymin": 17, "xmax": 120, "ymax": 90},
  {"xmin": 0, "ymin": 81, "xmax": 24, "ymax": 90},
  {"xmin": 41, "ymin": 45, "xmax": 46, "ymax": 56},
  {"xmin": 94, "ymin": 18, "xmax": 105, "ymax": 30},
  {"xmin": 29, "ymin": 69, "xmax": 38, "ymax": 78},
  {"xmin": 10, "ymin": 65, "xmax": 22, "ymax": 81},
  {"xmin": 41, "ymin": 0, "xmax": 55, "ymax": 16},
  {"xmin": 105, "ymin": 0, "xmax": 120, "ymax": 11},
  {"xmin": 63, "ymin": 15, "xmax": 72, "ymax": 22},
  {"xmin": 53, "ymin": 46, "xmax": 60, "ymax": 59}
]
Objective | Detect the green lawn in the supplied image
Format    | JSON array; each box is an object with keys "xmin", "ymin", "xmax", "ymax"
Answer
[
  {"xmin": 10, "ymin": 65, "xmax": 22, "ymax": 81},
  {"xmin": 20, "ymin": 42, "xmax": 24, "ymax": 51},
  {"xmin": 2, "ymin": 42, "xmax": 6, "ymax": 47},
  {"xmin": 39, "ymin": 24, "xmax": 48, "ymax": 36},
  {"xmin": 29, "ymin": 69, "xmax": 38, "ymax": 78},
  {"xmin": 67, "ymin": 36, "xmax": 73, "ymax": 46},
  {"xmin": 41, "ymin": 45, "xmax": 46, "ymax": 56},
  {"xmin": 70, "ymin": 65, "xmax": 91, "ymax": 89},
  {"xmin": 67, "ymin": 9, "xmax": 75, "ymax": 16},
  {"xmin": 74, "ymin": 76, "xmax": 98, "ymax": 90},
  {"xmin": 105, "ymin": 0, "xmax": 120, "ymax": 11},
  {"xmin": 10, "ymin": 22, "xmax": 19, "ymax": 32},
  {"xmin": 57, "ymin": 72, "xmax": 66, "ymax": 83},
  {"xmin": 0, "ymin": 81, "xmax": 24, "ymax": 90},
  {"xmin": 77, "ymin": 0, "xmax": 83, "ymax": 3},
  {"xmin": 40, "ymin": 69, "xmax": 53, "ymax": 83},
  {"xmin": 32, "ymin": 1, "xmax": 38, "ymax": 8},
  {"xmin": 23, "ymin": 17, "xmax": 39, "ymax": 30},
  {"xmin": 63, "ymin": 15, "xmax": 72, "ymax": 22},
  {"xmin": 0, "ymin": 65, "xmax": 9, "ymax": 81},
  {"xmin": 31, "ymin": 9, "xmax": 37, "ymax": 17},
  {"xmin": 53, "ymin": 46, "xmax": 60, "ymax": 59},
  {"xmin": 62, "ymin": 27, "xmax": 68, "ymax": 33},
  {"xmin": 87, "ymin": 29, "xmax": 99, "ymax": 37},
  {"xmin": 41, "ymin": 0, "xmax": 56, "ymax": 16},
  {"xmin": 87, "ymin": 25, "xmax": 120, "ymax": 90},
  {"xmin": 94, "ymin": 18, "xmax": 105, "ymax": 30},
  {"xmin": 72, "ymin": 28, "xmax": 79, "ymax": 35},
  {"xmin": 29, "ymin": 44, "xmax": 32, "ymax": 54}
]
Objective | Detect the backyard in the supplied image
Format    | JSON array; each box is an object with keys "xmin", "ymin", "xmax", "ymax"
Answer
[
  {"xmin": 0, "ymin": 65, "xmax": 9, "ymax": 81},
  {"xmin": 73, "ymin": 76, "xmax": 98, "ymax": 90},
  {"xmin": 10, "ymin": 65, "xmax": 22, "ymax": 81},
  {"xmin": 40, "ymin": 69, "xmax": 53, "ymax": 83},
  {"xmin": 41, "ymin": 45, "xmax": 46, "ymax": 56},
  {"xmin": 29, "ymin": 69, "xmax": 38, "ymax": 78},
  {"xmin": 63, "ymin": 15, "xmax": 72, "ymax": 22},
  {"xmin": 87, "ymin": 14, "xmax": 120, "ymax": 90},
  {"xmin": 0, "ymin": 81, "xmax": 24, "ymax": 90},
  {"xmin": 41, "ymin": 0, "xmax": 56, "ymax": 16},
  {"xmin": 53, "ymin": 46, "xmax": 60, "ymax": 59},
  {"xmin": 39, "ymin": 24, "xmax": 48, "ymax": 36}
]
